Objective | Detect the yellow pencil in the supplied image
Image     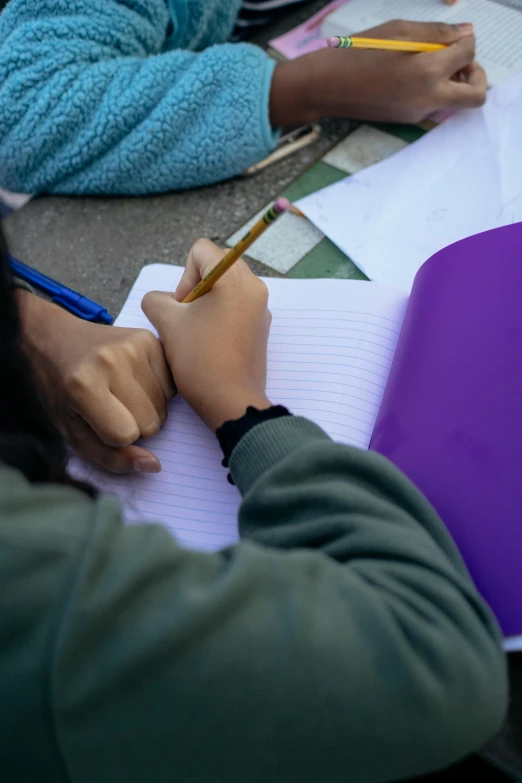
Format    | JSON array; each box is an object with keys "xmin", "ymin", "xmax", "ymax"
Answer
[
  {"xmin": 182, "ymin": 198, "xmax": 290, "ymax": 304},
  {"xmin": 288, "ymin": 204, "xmax": 306, "ymax": 219},
  {"xmin": 326, "ymin": 35, "xmax": 446, "ymax": 53}
]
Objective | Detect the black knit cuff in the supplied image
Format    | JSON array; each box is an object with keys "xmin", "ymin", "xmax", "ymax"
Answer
[{"xmin": 217, "ymin": 405, "xmax": 292, "ymax": 482}]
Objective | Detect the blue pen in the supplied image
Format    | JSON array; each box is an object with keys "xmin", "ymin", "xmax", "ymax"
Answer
[{"xmin": 8, "ymin": 255, "xmax": 113, "ymax": 325}]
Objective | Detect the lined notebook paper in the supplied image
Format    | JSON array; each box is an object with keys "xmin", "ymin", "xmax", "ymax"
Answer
[{"xmin": 78, "ymin": 265, "xmax": 407, "ymax": 551}]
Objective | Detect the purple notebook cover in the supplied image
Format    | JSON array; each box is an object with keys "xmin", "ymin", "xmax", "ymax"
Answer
[{"xmin": 370, "ymin": 223, "xmax": 522, "ymax": 637}]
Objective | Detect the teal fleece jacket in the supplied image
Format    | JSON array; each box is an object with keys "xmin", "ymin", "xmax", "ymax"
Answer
[
  {"xmin": 0, "ymin": 0, "xmax": 277, "ymax": 195},
  {"xmin": 0, "ymin": 416, "xmax": 507, "ymax": 782}
]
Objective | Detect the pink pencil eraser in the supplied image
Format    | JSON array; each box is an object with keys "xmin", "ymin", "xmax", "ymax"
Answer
[
  {"xmin": 326, "ymin": 36, "xmax": 340, "ymax": 48},
  {"xmin": 274, "ymin": 197, "xmax": 291, "ymax": 214}
]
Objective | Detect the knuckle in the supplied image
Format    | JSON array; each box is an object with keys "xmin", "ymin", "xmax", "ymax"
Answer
[
  {"xmin": 470, "ymin": 91, "xmax": 486, "ymax": 108},
  {"xmin": 141, "ymin": 291, "xmax": 155, "ymax": 311},
  {"xmin": 65, "ymin": 366, "xmax": 92, "ymax": 395},
  {"xmin": 456, "ymin": 32, "xmax": 475, "ymax": 53},
  {"xmin": 433, "ymin": 22, "xmax": 454, "ymax": 40},
  {"xmin": 418, "ymin": 59, "xmax": 439, "ymax": 82},
  {"xmin": 135, "ymin": 328, "xmax": 158, "ymax": 351},
  {"xmin": 193, "ymin": 237, "xmax": 214, "ymax": 252},
  {"xmin": 388, "ymin": 19, "xmax": 408, "ymax": 38},
  {"xmin": 254, "ymin": 281, "xmax": 269, "ymax": 310},
  {"xmin": 191, "ymin": 237, "xmax": 219, "ymax": 260},
  {"xmin": 110, "ymin": 426, "xmax": 139, "ymax": 448},
  {"xmin": 95, "ymin": 343, "xmax": 119, "ymax": 369},
  {"xmin": 140, "ymin": 418, "xmax": 161, "ymax": 439},
  {"xmin": 255, "ymin": 277, "xmax": 269, "ymax": 300}
]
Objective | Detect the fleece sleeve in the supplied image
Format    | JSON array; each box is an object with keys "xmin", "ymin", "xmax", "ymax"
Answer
[
  {"xmin": 0, "ymin": 0, "xmax": 277, "ymax": 195},
  {"xmin": 28, "ymin": 417, "xmax": 506, "ymax": 783},
  {"xmin": 164, "ymin": 0, "xmax": 245, "ymax": 51}
]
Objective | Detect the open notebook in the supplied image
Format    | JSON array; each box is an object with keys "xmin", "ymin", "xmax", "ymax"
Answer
[
  {"xmin": 320, "ymin": 0, "xmax": 522, "ymax": 87},
  {"xmin": 78, "ymin": 223, "xmax": 522, "ymax": 646},
  {"xmin": 77, "ymin": 268, "xmax": 407, "ymax": 547}
]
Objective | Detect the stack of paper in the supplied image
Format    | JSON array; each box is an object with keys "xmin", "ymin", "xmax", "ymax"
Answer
[{"xmin": 298, "ymin": 72, "xmax": 522, "ymax": 291}]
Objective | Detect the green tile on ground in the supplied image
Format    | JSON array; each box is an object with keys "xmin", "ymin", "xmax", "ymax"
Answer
[
  {"xmin": 370, "ymin": 122, "xmax": 426, "ymax": 144},
  {"xmin": 226, "ymin": 161, "xmax": 347, "ymax": 273},
  {"xmin": 228, "ymin": 206, "xmax": 323, "ymax": 273},
  {"xmin": 281, "ymin": 161, "xmax": 347, "ymax": 203},
  {"xmin": 288, "ymin": 237, "xmax": 368, "ymax": 280}
]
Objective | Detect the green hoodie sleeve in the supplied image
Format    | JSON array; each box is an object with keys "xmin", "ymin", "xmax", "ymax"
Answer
[{"xmin": 0, "ymin": 417, "xmax": 507, "ymax": 783}]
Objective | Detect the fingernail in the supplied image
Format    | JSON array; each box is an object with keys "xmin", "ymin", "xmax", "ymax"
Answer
[
  {"xmin": 456, "ymin": 23, "xmax": 474, "ymax": 33},
  {"xmin": 133, "ymin": 457, "xmax": 161, "ymax": 474}
]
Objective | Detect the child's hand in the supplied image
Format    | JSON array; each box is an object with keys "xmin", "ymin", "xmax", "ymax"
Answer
[
  {"xmin": 17, "ymin": 291, "xmax": 175, "ymax": 473},
  {"xmin": 270, "ymin": 20, "xmax": 485, "ymax": 127},
  {"xmin": 142, "ymin": 239, "xmax": 272, "ymax": 432}
]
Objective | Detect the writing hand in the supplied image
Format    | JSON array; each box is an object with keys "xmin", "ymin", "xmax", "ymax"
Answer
[
  {"xmin": 142, "ymin": 239, "xmax": 271, "ymax": 432},
  {"xmin": 270, "ymin": 20, "xmax": 485, "ymax": 127}
]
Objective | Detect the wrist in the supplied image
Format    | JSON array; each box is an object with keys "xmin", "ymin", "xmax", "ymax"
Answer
[
  {"xmin": 193, "ymin": 388, "xmax": 272, "ymax": 433},
  {"xmin": 270, "ymin": 57, "xmax": 320, "ymax": 128},
  {"xmin": 217, "ymin": 405, "xmax": 292, "ymax": 474},
  {"xmin": 15, "ymin": 291, "xmax": 75, "ymax": 378},
  {"xmin": 16, "ymin": 290, "xmax": 69, "ymax": 344},
  {"xmin": 270, "ymin": 49, "xmax": 350, "ymax": 129}
]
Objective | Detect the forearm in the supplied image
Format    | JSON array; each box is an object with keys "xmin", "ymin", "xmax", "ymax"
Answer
[
  {"xmin": 269, "ymin": 47, "xmax": 391, "ymax": 128},
  {"xmin": 15, "ymin": 290, "xmax": 70, "ymax": 357},
  {"xmin": 270, "ymin": 49, "xmax": 355, "ymax": 128},
  {"xmin": 13, "ymin": 292, "xmax": 76, "ymax": 414},
  {"xmin": 270, "ymin": 55, "xmax": 322, "ymax": 128}
]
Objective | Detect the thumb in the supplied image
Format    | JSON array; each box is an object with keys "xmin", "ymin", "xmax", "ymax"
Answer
[
  {"xmin": 141, "ymin": 290, "xmax": 181, "ymax": 339},
  {"xmin": 174, "ymin": 238, "xmax": 226, "ymax": 302},
  {"xmin": 90, "ymin": 443, "xmax": 162, "ymax": 474},
  {"xmin": 65, "ymin": 415, "xmax": 162, "ymax": 474},
  {"xmin": 117, "ymin": 444, "xmax": 162, "ymax": 474}
]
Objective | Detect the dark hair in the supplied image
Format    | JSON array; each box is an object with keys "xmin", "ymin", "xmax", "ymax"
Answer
[{"xmin": 0, "ymin": 223, "xmax": 92, "ymax": 492}]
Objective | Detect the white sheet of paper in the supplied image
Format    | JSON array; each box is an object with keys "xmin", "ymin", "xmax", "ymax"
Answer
[
  {"xmin": 0, "ymin": 187, "xmax": 31, "ymax": 211},
  {"xmin": 298, "ymin": 72, "xmax": 522, "ymax": 292},
  {"xmin": 320, "ymin": 0, "xmax": 522, "ymax": 86},
  {"xmin": 77, "ymin": 265, "xmax": 407, "ymax": 551}
]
